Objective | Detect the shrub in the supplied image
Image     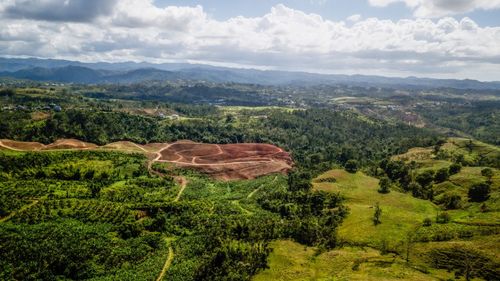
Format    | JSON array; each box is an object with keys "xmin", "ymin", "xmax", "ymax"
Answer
[
  {"xmin": 434, "ymin": 168, "xmax": 449, "ymax": 183},
  {"xmin": 423, "ymin": 218, "xmax": 432, "ymax": 227},
  {"xmin": 288, "ymin": 170, "xmax": 312, "ymax": 192},
  {"xmin": 378, "ymin": 177, "xmax": 391, "ymax": 194},
  {"xmin": 436, "ymin": 212, "xmax": 451, "ymax": 224},
  {"xmin": 409, "ymin": 181, "xmax": 431, "ymax": 199},
  {"xmin": 448, "ymin": 163, "xmax": 462, "ymax": 175},
  {"xmin": 480, "ymin": 168, "xmax": 493, "ymax": 178},
  {"xmin": 416, "ymin": 170, "xmax": 435, "ymax": 188},
  {"xmin": 468, "ymin": 182, "xmax": 491, "ymax": 202},
  {"xmin": 373, "ymin": 203, "xmax": 382, "ymax": 226},
  {"xmin": 480, "ymin": 203, "xmax": 489, "ymax": 213},
  {"xmin": 443, "ymin": 193, "xmax": 462, "ymax": 210},
  {"xmin": 344, "ymin": 160, "xmax": 359, "ymax": 174}
]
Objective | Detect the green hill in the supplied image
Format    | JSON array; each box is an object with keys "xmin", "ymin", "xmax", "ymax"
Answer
[
  {"xmin": 256, "ymin": 168, "xmax": 500, "ymax": 280},
  {"xmin": 314, "ymin": 169, "xmax": 437, "ymax": 249}
]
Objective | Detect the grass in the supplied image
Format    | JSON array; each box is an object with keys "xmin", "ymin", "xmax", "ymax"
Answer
[
  {"xmin": 253, "ymin": 240, "xmax": 450, "ymax": 281},
  {"xmin": 450, "ymin": 167, "xmax": 497, "ymax": 189},
  {"xmin": 392, "ymin": 137, "xmax": 500, "ymax": 168},
  {"xmin": 391, "ymin": 147, "xmax": 434, "ymax": 162},
  {"xmin": 258, "ymin": 168, "xmax": 499, "ymax": 280},
  {"xmin": 313, "ymin": 169, "xmax": 438, "ymax": 249}
]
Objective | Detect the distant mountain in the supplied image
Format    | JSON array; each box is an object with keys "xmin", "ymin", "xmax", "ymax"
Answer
[{"xmin": 1, "ymin": 57, "xmax": 500, "ymax": 90}]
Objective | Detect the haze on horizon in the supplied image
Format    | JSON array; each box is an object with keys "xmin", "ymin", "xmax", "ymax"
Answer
[{"xmin": 1, "ymin": 0, "xmax": 500, "ymax": 81}]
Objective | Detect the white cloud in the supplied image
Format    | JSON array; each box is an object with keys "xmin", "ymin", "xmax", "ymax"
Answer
[
  {"xmin": 0, "ymin": 2, "xmax": 500, "ymax": 80},
  {"xmin": 368, "ymin": 0, "xmax": 500, "ymax": 18},
  {"xmin": 347, "ymin": 14, "xmax": 362, "ymax": 22}
]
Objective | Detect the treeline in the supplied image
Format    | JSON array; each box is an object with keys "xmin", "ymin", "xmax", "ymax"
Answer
[
  {"xmin": 417, "ymin": 101, "xmax": 500, "ymax": 145},
  {"xmin": 87, "ymin": 83, "xmax": 279, "ymax": 106},
  {"xmin": 0, "ymin": 108, "xmax": 440, "ymax": 175}
]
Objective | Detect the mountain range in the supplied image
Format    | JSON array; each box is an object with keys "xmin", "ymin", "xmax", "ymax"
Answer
[{"xmin": 1, "ymin": 57, "xmax": 500, "ymax": 90}]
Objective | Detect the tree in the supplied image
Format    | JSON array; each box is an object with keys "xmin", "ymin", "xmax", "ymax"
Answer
[
  {"xmin": 288, "ymin": 170, "xmax": 312, "ymax": 192},
  {"xmin": 448, "ymin": 163, "xmax": 462, "ymax": 175},
  {"xmin": 409, "ymin": 181, "xmax": 431, "ymax": 199},
  {"xmin": 434, "ymin": 168, "xmax": 449, "ymax": 183},
  {"xmin": 468, "ymin": 182, "xmax": 491, "ymax": 202},
  {"xmin": 416, "ymin": 170, "xmax": 434, "ymax": 188},
  {"xmin": 378, "ymin": 177, "xmax": 391, "ymax": 194},
  {"xmin": 443, "ymin": 193, "xmax": 462, "ymax": 210},
  {"xmin": 373, "ymin": 203, "xmax": 382, "ymax": 225},
  {"xmin": 436, "ymin": 212, "xmax": 451, "ymax": 224},
  {"xmin": 481, "ymin": 168, "xmax": 494, "ymax": 183},
  {"xmin": 344, "ymin": 159, "xmax": 358, "ymax": 173}
]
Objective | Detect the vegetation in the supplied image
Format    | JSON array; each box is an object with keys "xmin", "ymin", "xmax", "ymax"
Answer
[
  {"xmin": 373, "ymin": 202, "xmax": 382, "ymax": 225},
  {"xmin": 0, "ymin": 81, "xmax": 498, "ymax": 280}
]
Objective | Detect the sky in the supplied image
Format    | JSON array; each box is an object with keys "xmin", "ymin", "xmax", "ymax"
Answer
[{"xmin": 1, "ymin": 0, "xmax": 500, "ymax": 81}]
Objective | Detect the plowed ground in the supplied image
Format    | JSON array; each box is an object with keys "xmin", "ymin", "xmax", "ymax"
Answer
[{"xmin": 157, "ymin": 141, "xmax": 293, "ymax": 180}]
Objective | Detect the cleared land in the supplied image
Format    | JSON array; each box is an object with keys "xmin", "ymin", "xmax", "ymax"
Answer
[
  {"xmin": 0, "ymin": 139, "xmax": 292, "ymax": 180},
  {"xmin": 157, "ymin": 141, "xmax": 292, "ymax": 180}
]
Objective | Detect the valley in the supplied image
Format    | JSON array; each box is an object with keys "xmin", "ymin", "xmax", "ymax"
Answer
[{"xmin": 0, "ymin": 76, "xmax": 498, "ymax": 281}]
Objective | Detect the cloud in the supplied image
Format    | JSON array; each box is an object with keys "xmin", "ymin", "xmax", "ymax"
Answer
[
  {"xmin": 347, "ymin": 14, "xmax": 362, "ymax": 22},
  {"xmin": 1, "ymin": 0, "xmax": 118, "ymax": 22},
  {"xmin": 110, "ymin": 0, "xmax": 206, "ymax": 29},
  {"xmin": 368, "ymin": 0, "xmax": 500, "ymax": 17},
  {"xmin": 0, "ymin": 2, "xmax": 500, "ymax": 80}
]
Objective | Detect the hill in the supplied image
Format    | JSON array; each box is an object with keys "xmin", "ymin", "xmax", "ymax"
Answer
[
  {"xmin": 257, "ymin": 168, "xmax": 500, "ymax": 280},
  {"xmin": 313, "ymin": 170, "xmax": 437, "ymax": 248},
  {"xmin": 2, "ymin": 57, "xmax": 500, "ymax": 89}
]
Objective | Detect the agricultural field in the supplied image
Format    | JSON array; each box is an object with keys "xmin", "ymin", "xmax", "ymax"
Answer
[{"xmin": 0, "ymin": 142, "xmax": 348, "ymax": 280}]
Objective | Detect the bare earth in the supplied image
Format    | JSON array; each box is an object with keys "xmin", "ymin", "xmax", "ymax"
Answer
[{"xmin": 0, "ymin": 139, "xmax": 293, "ymax": 180}]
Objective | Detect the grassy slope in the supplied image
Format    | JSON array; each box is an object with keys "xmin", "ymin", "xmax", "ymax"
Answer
[
  {"xmin": 394, "ymin": 137, "xmax": 499, "ymax": 168},
  {"xmin": 314, "ymin": 170, "xmax": 438, "ymax": 248},
  {"xmin": 254, "ymin": 170, "xmax": 451, "ymax": 281},
  {"xmin": 391, "ymin": 138, "xmax": 500, "ymax": 225},
  {"xmin": 253, "ymin": 240, "xmax": 448, "ymax": 281}
]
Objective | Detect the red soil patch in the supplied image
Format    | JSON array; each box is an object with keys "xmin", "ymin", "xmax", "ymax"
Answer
[{"xmin": 158, "ymin": 141, "xmax": 293, "ymax": 180}]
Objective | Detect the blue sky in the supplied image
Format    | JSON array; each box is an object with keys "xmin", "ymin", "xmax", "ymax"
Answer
[{"xmin": 1, "ymin": 0, "xmax": 500, "ymax": 80}]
